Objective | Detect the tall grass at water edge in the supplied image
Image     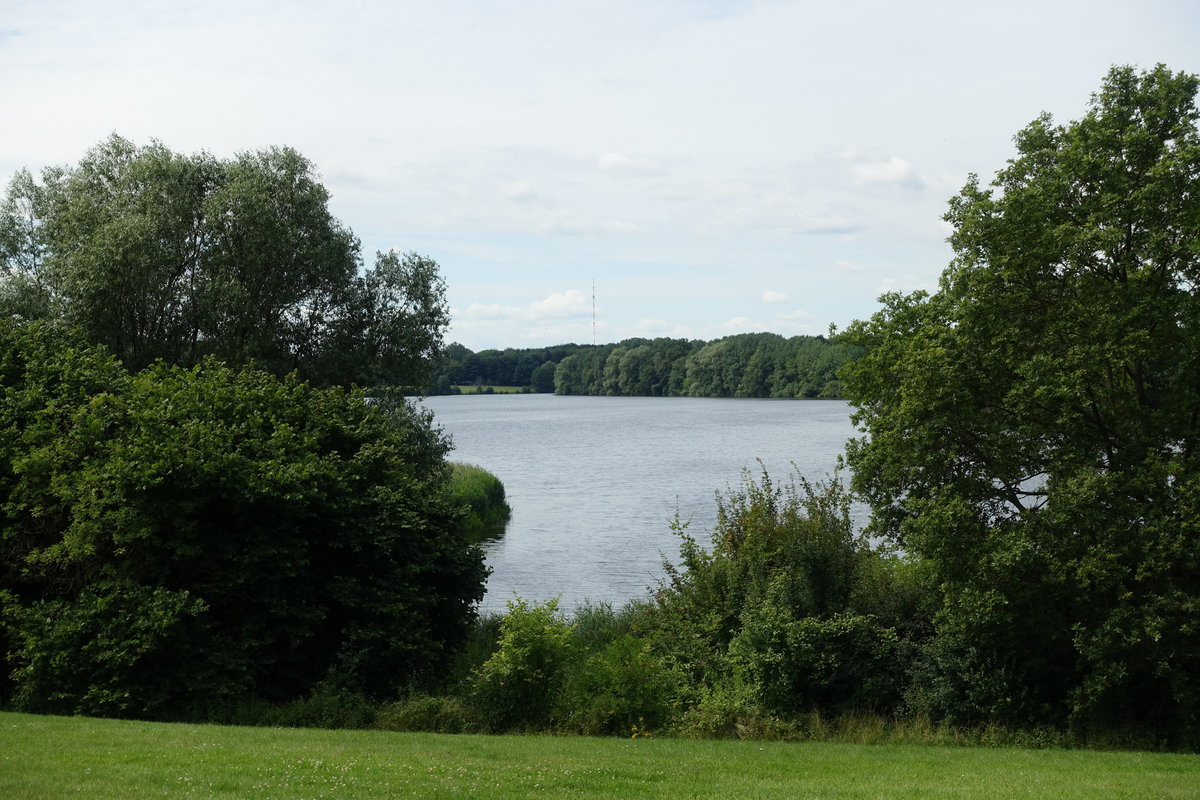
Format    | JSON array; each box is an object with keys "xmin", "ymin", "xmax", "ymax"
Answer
[{"xmin": 448, "ymin": 462, "xmax": 511, "ymax": 531}]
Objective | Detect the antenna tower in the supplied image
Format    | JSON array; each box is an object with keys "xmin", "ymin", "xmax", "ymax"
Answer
[{"xmin": 592, "ymin": 279, "xmax": 596, "ymax": 345}]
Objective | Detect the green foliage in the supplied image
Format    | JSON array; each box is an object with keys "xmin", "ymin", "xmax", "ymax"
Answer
[
  {"xmin": 568, "ymin": 599, "xmax": 650, "ymax": 651},
  {"xmin": 840, "ymin": 64, "xmax": 1200, "ymax": 741},
  {"xmin": 550, "ymin": 333, "xmax": 858, "ymax": 398},
  {"xmin": 469, "ymin": 598, "xmax": 575, "ymax": 732},
  {"xmin": 313, "ymin": 250, "xmax": 450, "ymax": 389},
  {"xmin": 373, "ymin": 693, "xmax": 480, "ymax": 734},
  {"xmin": 555, "ymin": 634, "xmax": 683, "ymax": 736},
  {"xmin": 430, "ymin": 342, "xmax": 591, "ymax": 393},
  {"xmin": 637, "ymin": 468, "xmax": 927, "ymax": 730},
  {"xmin": 1, "ymin": 582, "xmax": 205, "ymax": 717},
  {"xmin": 0, "ymin": 135, "xmax": 448, "ymax": 388},
  {"xmin": 446, "ymin": 463, "xmax": 511, "ymax": 531},
  {"xmin": 427, "ymin": 333, "xmax": 858, "ymax": 397},
  {"xmin": 729, "ymin": 604, "xmax": 902, "ymax": 717},
  {"xmin": 651, "ymin": 467, "xmax": 865, "ymax": 663},
  {"xmin": 0, "ymin": 320, "xmax": 486, "ymax": 715},
  {"xmin": 196, "ymin": 685, "xmax": 377, "ymax": 730}
]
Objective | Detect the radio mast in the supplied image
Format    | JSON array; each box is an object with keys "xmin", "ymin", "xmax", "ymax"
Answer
[{"xmin": 592, "ymin": 279, "xmax": 596, "ymax": 345}]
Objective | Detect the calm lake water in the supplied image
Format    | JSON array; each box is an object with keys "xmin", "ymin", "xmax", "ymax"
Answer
[{"xmin": 420, "ymin": 394, "xmax": 860, "ymax": 613}]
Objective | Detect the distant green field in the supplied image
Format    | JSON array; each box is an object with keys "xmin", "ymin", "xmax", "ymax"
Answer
[
  {"xmin": 2, "ymin": 712, "xmax": 1197, "ymax": 800},
  {"xmin": 455, "ymin": 385, "xmax": 527, "ymax": 394}
]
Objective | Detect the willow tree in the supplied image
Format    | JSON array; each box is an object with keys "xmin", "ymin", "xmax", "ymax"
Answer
[
  {"xmin": 841, "ymin": 65, "xmax": 1200, "ymax": 740},
  {"xmin": 0, "ymin": 135, "xmax": 447, "ymax": 389}
]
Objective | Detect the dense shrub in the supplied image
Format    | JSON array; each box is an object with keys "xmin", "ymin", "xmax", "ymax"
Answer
[
  {"xmin": 653, "ymin": 468, "xmax": 862, "ymax": 653},
  {"xmin": 0, "ymin": 321, "xmax": 486, "ymax": 716},
  {"xmin": 469, "ymin": 598, "xmax": 575, "ymax": 732},
  {"xmin": 0, "ymin": 581, "xmax": 206, "ymax": 718},
  {"xmin": 638, "ymin": 468, "xmax": 928, "ymax": 728},
  {"xmin": 730, "ymin": 601, "xmax": 902, "ymax": 717},
  {"xmin": 373, "ymin": 694, "xmax": 480, "ymax": 734},
  {"xmin": 555, "ymin": 634, "xmax": 682, "ymax": 736}
]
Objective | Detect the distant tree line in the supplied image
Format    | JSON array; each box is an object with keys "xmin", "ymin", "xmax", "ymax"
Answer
[
  {"xmin": 429, "ymin": 333, "xmax": 859, "ymax": 398},
  {"xmin": 430, "ymin": 342, "xmax": 589, "ymax": 393}
]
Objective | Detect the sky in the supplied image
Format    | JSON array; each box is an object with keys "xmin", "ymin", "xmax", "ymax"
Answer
[{"xmin": 2, "ymin": 1, "xmax": 1198, "ymax": 351}]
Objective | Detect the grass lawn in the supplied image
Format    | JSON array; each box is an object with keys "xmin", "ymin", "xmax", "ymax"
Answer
[{"xmin": 2, "ymin": 712, "xmax": 1197, "ymax": 799}]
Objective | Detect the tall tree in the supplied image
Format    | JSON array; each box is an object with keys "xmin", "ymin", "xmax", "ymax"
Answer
[
  {"xmin": 0, "ymin": 135, "xmax": 446, "ymax": 388},
  {"xmin": 314, "ymin": 250, "xmax": 449, "ymax": 389},
  {"xmin": 841, "ymin": 65, "xmax": 1200, "ymax": 739}
]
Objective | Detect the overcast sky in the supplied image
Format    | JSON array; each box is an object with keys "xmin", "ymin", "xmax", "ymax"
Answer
[{"xmin": 3, "ymin": 1, "xmax": 1198, "ymax": 351}]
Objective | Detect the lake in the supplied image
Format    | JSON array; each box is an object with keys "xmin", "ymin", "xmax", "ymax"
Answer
[{"xmin": 420, "ymin": 394, "xmax": 860, "ymax": 613}]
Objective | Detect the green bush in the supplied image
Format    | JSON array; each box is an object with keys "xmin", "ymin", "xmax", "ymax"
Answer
[
  {"xmin": 1, "ymin": 582, "xmax": 206, "ymax": 718},
  {"xmin": 373, "ymin": 694, "xmax": 480, "ymax": 734},
  {"xmin": 730, "ymin": 599, "xmax": 902, "ymax": 717},
  {"xmin": 669, "ymin": 682, "xmax": 800, "ymax": 740},
  {"xmin": 653, "ymin": 467, "xmax": 862, "ymax": 658},
  {"xmin": 442, "ymin": 611, "xmax": 505, "ymax": 688},
  {"xmin": 469, "ymin": 598, "xmax": 574, "ymax": 732},
  {"xmin": 556, "ymin": 634, "xmax": 683, "ymax": 736},
  {"xmin": 267, "ymin": 686, "xmax": 377, "ymax": 730},
  {"xmin": 569, "ymin": 599, "xmax": 652, "ymax": 651},
  {"xmin": 638, "ymin": 468, "xmax": 925, "ymax": 728},
  {"xmin": 0, "ymin": 320, "xmax": 487, "ymax": 715}
]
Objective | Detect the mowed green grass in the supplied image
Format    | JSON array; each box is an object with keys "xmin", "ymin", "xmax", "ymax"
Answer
[{"xmin": 2, "ymin": 712, "xmax": 1197, "ymax": 800}]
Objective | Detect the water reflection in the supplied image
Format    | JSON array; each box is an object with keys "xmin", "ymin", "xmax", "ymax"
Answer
[{"xmin": 460, "ymin": 520, "xmax": 510, "ymax": 547}]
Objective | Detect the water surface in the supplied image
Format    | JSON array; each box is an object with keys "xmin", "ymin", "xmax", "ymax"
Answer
[{"xmin": 421, "ymin": 394, "xmax": 858, "ymax": 613}]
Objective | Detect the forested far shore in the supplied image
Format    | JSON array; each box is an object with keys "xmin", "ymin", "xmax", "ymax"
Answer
[{"xmin": 429, "ymin": 332, "xmax": 860, "ymax": 398}]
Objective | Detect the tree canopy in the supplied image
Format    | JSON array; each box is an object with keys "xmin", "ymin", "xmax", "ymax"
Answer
[
  {"xmin": 841, "ymin": 65, "xmax": 1200, "ymax": 740},
  {"xmin": 0, "ymin": 135, "xmax": 448, "ymax": 388}
]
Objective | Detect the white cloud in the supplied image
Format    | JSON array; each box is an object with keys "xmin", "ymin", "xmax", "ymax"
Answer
[
  {"xmin": 531, "ymin": 289, "xmax": 593, "ymax": 317},
  {"xmin": 537, "ymin": 216, "xmax": 640, "ymax": 237},
  {"xmin": 502, "ymin": 180, "xmax": 541, "ymax": 202},
  {"xmin": 460, "ymin": 289, "xmax": 593, "ymax": 322},
  {"xmin": 776, "ymin": 309, "xmax": 814, "ymax": 322},
  {"xmin": 719, "ymin": 316, "xmax": 756, "ymax": 332},
  {"xmin": 596, "ymin": 152, "xmax": 663, "ymax": 176},
  {"xmin": 848, "ymin": 155, "xmax": 926, "ymax": 189},
  {"xmin": 762, "ymin": 290, "xmax": 789, "ymax": 304}
]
